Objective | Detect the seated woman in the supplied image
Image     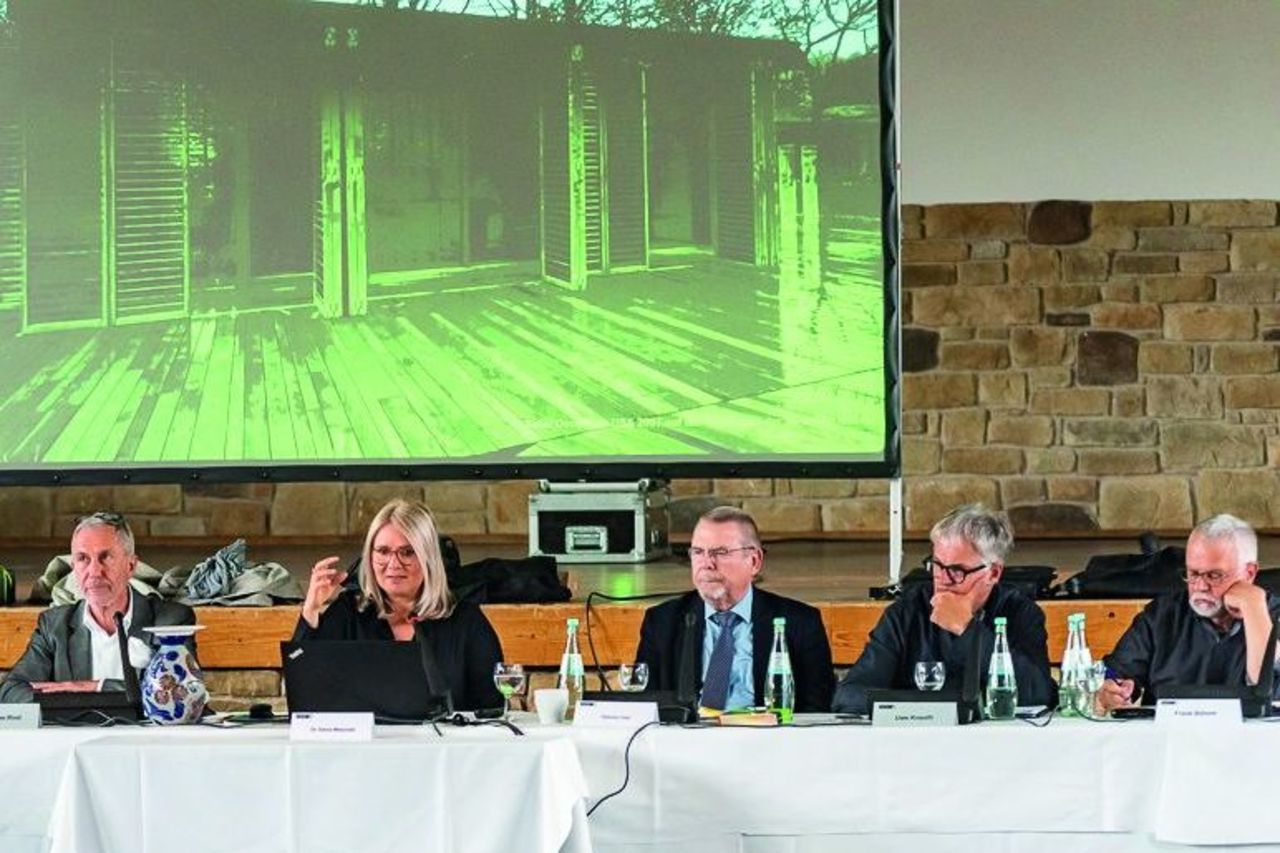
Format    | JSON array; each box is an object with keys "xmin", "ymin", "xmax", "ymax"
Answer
[{"xmin": 293, "ymin": 499, "xmax": 503, "ymax": 711}]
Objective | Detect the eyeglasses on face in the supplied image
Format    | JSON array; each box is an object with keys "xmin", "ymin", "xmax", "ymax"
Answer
[
  {"xmin": 923, "ymin": 555, "xmax": 989, "ymax": 584},
  {"xmin": 1182, "ymin": 568, "xmax": 1229, "ymax": 586},
  {"xmin": 687, "ymin": 545, "xmax": 758, "ymax": 563},
  {"xmin": 372, "ymin": 545, "xmax": 418, "ymax": 563}
]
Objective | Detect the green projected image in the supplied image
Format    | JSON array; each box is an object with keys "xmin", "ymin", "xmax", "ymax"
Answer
[{"xmin": 0, "ymin": 0, "xmax": 886, "ymax": 471}]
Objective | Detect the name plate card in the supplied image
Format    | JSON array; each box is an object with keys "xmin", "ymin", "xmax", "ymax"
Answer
[
  {"xmin": 872, "ymin": 701, "xmax": 958, "ymax": 727},
  {"xmin": 573, "ymin": 700, "xmax": 659, "ymax": 727},
  {"xmin": 1155, "ymin": 699, "xmax": 1242, "ymax": 727},
  {"xmin": 290, "ymin": 712, "xmax": 375, "ymax": 742},
  {"xmin": 0, "ymin": 704, "xmax": 41, "ymax": 730}
]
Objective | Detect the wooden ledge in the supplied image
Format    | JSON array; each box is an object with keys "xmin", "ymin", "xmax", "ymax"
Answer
[{"xmin": 0, "ymin": 599, "xmax": 1149, "ymax": 670}]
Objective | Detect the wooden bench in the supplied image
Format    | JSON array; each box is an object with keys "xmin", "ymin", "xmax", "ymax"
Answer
[{"xmin": 0, "ymin": 599, "xmax": 1149, "ymax": 669}]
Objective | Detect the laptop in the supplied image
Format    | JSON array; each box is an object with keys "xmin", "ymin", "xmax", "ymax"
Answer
[{"xmin": 281, "ymin": 641, "xmax": 452, "ymax": 723}]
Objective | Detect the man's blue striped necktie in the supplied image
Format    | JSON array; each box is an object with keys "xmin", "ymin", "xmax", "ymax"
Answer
[{"xmin": 699, "ymin": 610, "xmax": 740, "ymax": 710}]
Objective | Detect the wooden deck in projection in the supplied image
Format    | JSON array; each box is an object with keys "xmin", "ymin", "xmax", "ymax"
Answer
[{"xmin": 0, "ymin": 251, "xmax": 884, "ymax": 465}]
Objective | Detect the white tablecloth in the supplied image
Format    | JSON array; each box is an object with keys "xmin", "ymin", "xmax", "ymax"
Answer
[
  {"xmin": 538, "ymin": 715, "xmax": 1280, "ymax": 853},
  {"xmin": 0, "ymin": 725, "xmax": 590, "ymax": 853}
]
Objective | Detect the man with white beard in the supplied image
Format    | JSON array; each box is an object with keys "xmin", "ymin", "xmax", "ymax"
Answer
[{"xmin": 1097, "ymin": 514, "xmax": 1280, "ymax": 711}]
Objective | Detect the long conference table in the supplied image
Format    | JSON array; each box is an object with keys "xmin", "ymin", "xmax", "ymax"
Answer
[{"xmin": 4, "ymin": 715, "xmax": 1280, "ymax": 853}]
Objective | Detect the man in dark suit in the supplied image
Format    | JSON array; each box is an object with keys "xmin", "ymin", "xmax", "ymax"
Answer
[
  {"xmin": 0, "ymin": 512, "xmax": 197, "ymax": 704},
  {"xmin": 635, "ymin": 506, "xmax": 834, "ymax": 712}
]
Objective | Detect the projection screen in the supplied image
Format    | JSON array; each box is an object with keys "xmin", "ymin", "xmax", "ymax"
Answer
[{"xmin": 0, "ymin": 0, "xmax": 898, "ymax": 483}]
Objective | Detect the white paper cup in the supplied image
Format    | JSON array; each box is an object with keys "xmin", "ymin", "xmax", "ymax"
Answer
[{"xmin": 534, "ymin": 688, "xmax": 570, "ymax": 724}]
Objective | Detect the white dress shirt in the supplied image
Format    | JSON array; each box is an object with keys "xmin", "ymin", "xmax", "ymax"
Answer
[{"xmin": 82, "ymin": 598, "xmax": 132, "ymax": 682}]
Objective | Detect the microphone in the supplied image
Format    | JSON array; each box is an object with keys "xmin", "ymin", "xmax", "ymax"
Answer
[
  {"xmin": 677, "ymin": 607, "xmax": 698, "ymax": 711},
  {"xmin": 958, "ymin": 619, "xmax": 985, "ymax": 725},
  {"xmin": 413, "ymin": 622, "xmax": 454, "ymax": 715},
  {"xmin": 113, "ymin": 611, "xmax": 142, "ymax": 708}
]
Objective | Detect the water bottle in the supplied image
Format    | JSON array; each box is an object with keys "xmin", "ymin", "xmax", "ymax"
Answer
[
  {"xmin": 1058, "ymin": 614, "xmax": 1081, "ymax": 717},
  {"xmin": 1073, "ymin": 613, "xmax": 1095, "ymax": 717},
  {"xmin": 985, "ymin": 616, "xmax": 1018, "ymax": 720},
  {"xmin": 764, "ymin": 617, "xmax": 795, "ymax": 724},
  {"xmin": 557, "ymin": 617, "xmax": 585, "ymax": 721}
]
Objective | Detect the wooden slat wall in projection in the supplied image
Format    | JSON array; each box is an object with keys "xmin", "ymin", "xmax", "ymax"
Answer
[{"xmin": 0, "ymin": 600, "xmax": 1150, "ymax": 671}]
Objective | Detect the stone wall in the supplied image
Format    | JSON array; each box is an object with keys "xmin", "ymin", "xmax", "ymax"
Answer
[{"xmin": 0, "ymin": 199, "xmax": 1275, "ymax": 541}]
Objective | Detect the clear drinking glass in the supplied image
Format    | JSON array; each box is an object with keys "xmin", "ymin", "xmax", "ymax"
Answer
[
  {"xmin": 493, "ymin": 663, "xmax": 526, "ymax": 717},
  {"xmin": 913, "ymin": 661, "xmax": 946, "ymax": 691},
  {"xmin": 618, "ymin": 662, "xmax": 650, "ymax": 692}
]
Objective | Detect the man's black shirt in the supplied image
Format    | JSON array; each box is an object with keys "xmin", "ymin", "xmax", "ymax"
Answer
[
  {"xmin": 832, "ymin": 582, "xmax": 1056, "ymax": 715},
  {"xmin": 1104, "ymin": 588, "xmax": 1280, "ymax": 703}
]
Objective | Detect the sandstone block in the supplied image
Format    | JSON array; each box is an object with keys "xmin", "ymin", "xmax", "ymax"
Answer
[
  {"xmin": 911, "ymin": 287, "xmax": 1040, "ymax": 327},
  {"xmin": 1027, "ymin": 367, "xmax": 1072, "ymax": 388},
  {"xmin": 486, "ymin": 481, "xmax": 539, "ymax": 535},
  {"xmin": 1010, "ymin": 328, "xmax": 1068, "ymax": 367},
  {"xmin": 902, "ymin": 327, "xmax": 940, "ymax": 373},
  {"xmin": 669, "ymin": 497, "xmax": 722, "ymax": 533},
  {"xmin": 1077, "ymin": 450, "xmax": 1160, "ymax": 476},
  {"xmin": 957, "ymin": 261, "xmax": 1006, "ymax": 286},
  {"xmin": 926, "ymin": 204, "xmax": 1026, "ymax": 239},
  {"xmin": 939, "ymin": 341, "xmax": 1009, "ymax": 371},
  {"xmin": 1092, "ymin": 202, "xmax": 1171, "ymax": 228},
  {"xmin": 857, "ymin": 480, "xmax": 891, "ymax": 497},
  {"xmin": 1215, "ymin": 273, "xmax": 1279, "ymax": 304},
  {"xmin": 1077, "ymin": 331, "xmax": 1139, "ymax": 386},
  {"xmin": 1046, "ymin": 312, "xmax": 1090, "ymax": 327},
  {"xmin": 901, "ymin": 411, "xmax": 928, "ymax": 435},
  {"xmin": 1112, "ymin": 387, "xmax": 1146, "ymax": 418},
  {"xmin": 1008, "ymin": 504, "xmax": 1098, "ymax": 535},
  {"xmin": 821, "ymin": 498, "xmax": 889, "ymax": 533},
  {"xmin": 670, "ymin": 479, "xmax": 713, "ymax": 497},
  {"xmin": 940, "ymin": 409, "xmax": 988, "ymax": 446},
  {"xmin": 1062, "ymin": 418, "xmax": 1157, "ymax": 447},
  {"xmin": 969, "ymin": 240, "xmax": 1007, "ymax": 260},
  {"xmin": 712, "ymin": 478, "xmax": 773, "ymax": 498},
  {"xmin": 1146, "ymin": 376, "xmax": 1223, "ymax": 418},
  {"xmin": 1100, "ymin": 282, "xmax": 1138, "ymax": 302},
  {"xmin": 421, "ymin": 482, "xmax": 485, "ymax": 511},
  {"xmin": 149, "ymin": 517, "xmax": 208, "ymax": 537},
  {"xmin": 1007, "ymin": 245, "xmax": 1061, "ymax": 285},
  {"xmin": 1179, "ymin": 252, "xmax": 1230, "ymax": 274},
  {"xmin": 1029, "ymin": 388, "xmax": 1110, "ymax": 416},
  {"xmin": 1224, "ymin": 376, "xmax": 1280, "ymax": 409},
  {"xmin": 740, "ymin": 499, "xmax": 820, "ymax": 534},
  {"xmin": 1162, "ymin": 423, "xmax": 1264, "ymax": 470},
  {"xmin": 1138, "ymin": 342, "xmax": 1193, "ymax": 374},
  {"xmin": 1164, "ymin": 304, "xmax": 1255, "ymax": 340},
  {"xmin": 1098, "ymin": 477, "xmax": 1193, "ymax": 530},
  {"xmin": 987, "ymin": 415, "xmax": 1054, "ymax": 447},
  {"xmin": 902, "ymin": 240, "xmax": 968, "ymax": 263},
  {"xmin": 53, "ymin": 486, "xmax": 115, "ymax": 514},
  {"xmin": 1043, "ymin": 285, "xmax": 1101, "ymax": 311},
  {"xmin": 348, "ymin": 482, "xmax": 424, "ymax": 534},
  {"xmin": 903, "ymin": 437, "xmax": 942, "ymax": 476},
  {"xmin": 270, "ymin": 483, "xmax": 346, "ymax": 536},
  {"xmin": 1137, "ymin": 228, "xmax": 1229, "ymax": 253},
  {"xmin": 207, "ymin": 500, "xmax": 269, "ymax": 538},
  {"xmin": 1114, "ymin": 254, "xmax": 1178, "ymax": 276},
  {"xmin": 903, "ymin": 373, "xmax": 977, "ymax": 410},
  {"xmin": 1061, "ymin": 249, "xmax": 1110, "ymax": 282},
  {"xmin": 1028, "ymin": 200, "xmax": 1091, "ymax": 245},
  {"xmin": 978, "ymin": 373, "xmax": 1028, "ymax": 408},
  {"xmin": 0, "ymin": 489, "xmax": 53, "ymax": 538},
  {"xmin": 1187, "ymin": 200, "xmax": 1277, "ymax": 228},
  {"xmin": 185, "ymin": 483, "xmax": 274, "ymax": 501},
  {"xmin": 905, "ymin": 477, "xmax": 1000, "ymax": 532},
  {"xmin": 1083, "ymin": 226, "xmax": 1138, "ymax": 251},
  {"xmin": 1026, "ymin": 448, "xmax": 1077, "ymax": 474},
  {"xmin": 902, "ymin": 205, "xmax": 924, "ymax": 238},
  {"xmin": 1000, "ymin": 477, "xmax": 1046, "ymax": 506},
  {"xmin": 1229, "ymin": 229, "xmax": 1280, "ymax": 271},
  {"xmin": 1137, "ymin": 275, "xmax": 1214, "ymax": 303},
  {"xmin": 1091, "ymin": 302, "xmax": 1162, "ymax": 329},
  {"xmin": 787, "ymin": 479, "xmax": 856, "ymax": 499},
  {"xmin": 111, "ymin": 485, "xmax": 182, "ymax": 514},
  {"xmin": 903, "ymin": 263, "xmax": 956, "ymax": 288},
  {"xmin": 1195, "ymin": 470, "xmax": 1280, "ymax": 527},
  {"xmin": 1212, "ymin": 344, "xmax": 1278, "ymax": 375},
  {"xmin": 1046, "ymin": 477, "xmax": 1097, "ymax": 503},
  {"xmin": 942, "ymin": 447, "xmax": 1023, "ymax": 475}
]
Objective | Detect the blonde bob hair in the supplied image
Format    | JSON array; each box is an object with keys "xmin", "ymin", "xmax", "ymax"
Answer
[{"xmin": 358, "ymin": 499, "xmax": 454, "ymax": 621}]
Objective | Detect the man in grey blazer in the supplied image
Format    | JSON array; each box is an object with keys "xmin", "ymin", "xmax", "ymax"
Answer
[{"xmin": 0, "ymin": 512, "xmax": 197, "ymax": 704}]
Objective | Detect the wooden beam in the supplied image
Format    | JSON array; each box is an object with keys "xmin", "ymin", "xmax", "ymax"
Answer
[{"xmin": 0, "ymin": 599, "xmax": 1152, "ymax": 670}]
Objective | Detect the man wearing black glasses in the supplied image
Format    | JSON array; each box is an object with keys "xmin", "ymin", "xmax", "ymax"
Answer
[
  {"xmin": 635, "ymin": 506, "xmax": 834, "ymax": 712},
  {"xmin": 1097, "ymin": 514, "xmax": 1280, "ymax": 711},
  {"xmin": 0, "ymin": 512, "xmax": 197, "ymax": 703},
  {"xmin": 832, "ymin": 504, "xmax": 1055, "ymax": 715}
]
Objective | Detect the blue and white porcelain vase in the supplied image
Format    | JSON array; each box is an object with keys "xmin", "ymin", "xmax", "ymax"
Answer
[{"xmin": 140, "ymin": 626, "xmax": 208, "ymax": 724}]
